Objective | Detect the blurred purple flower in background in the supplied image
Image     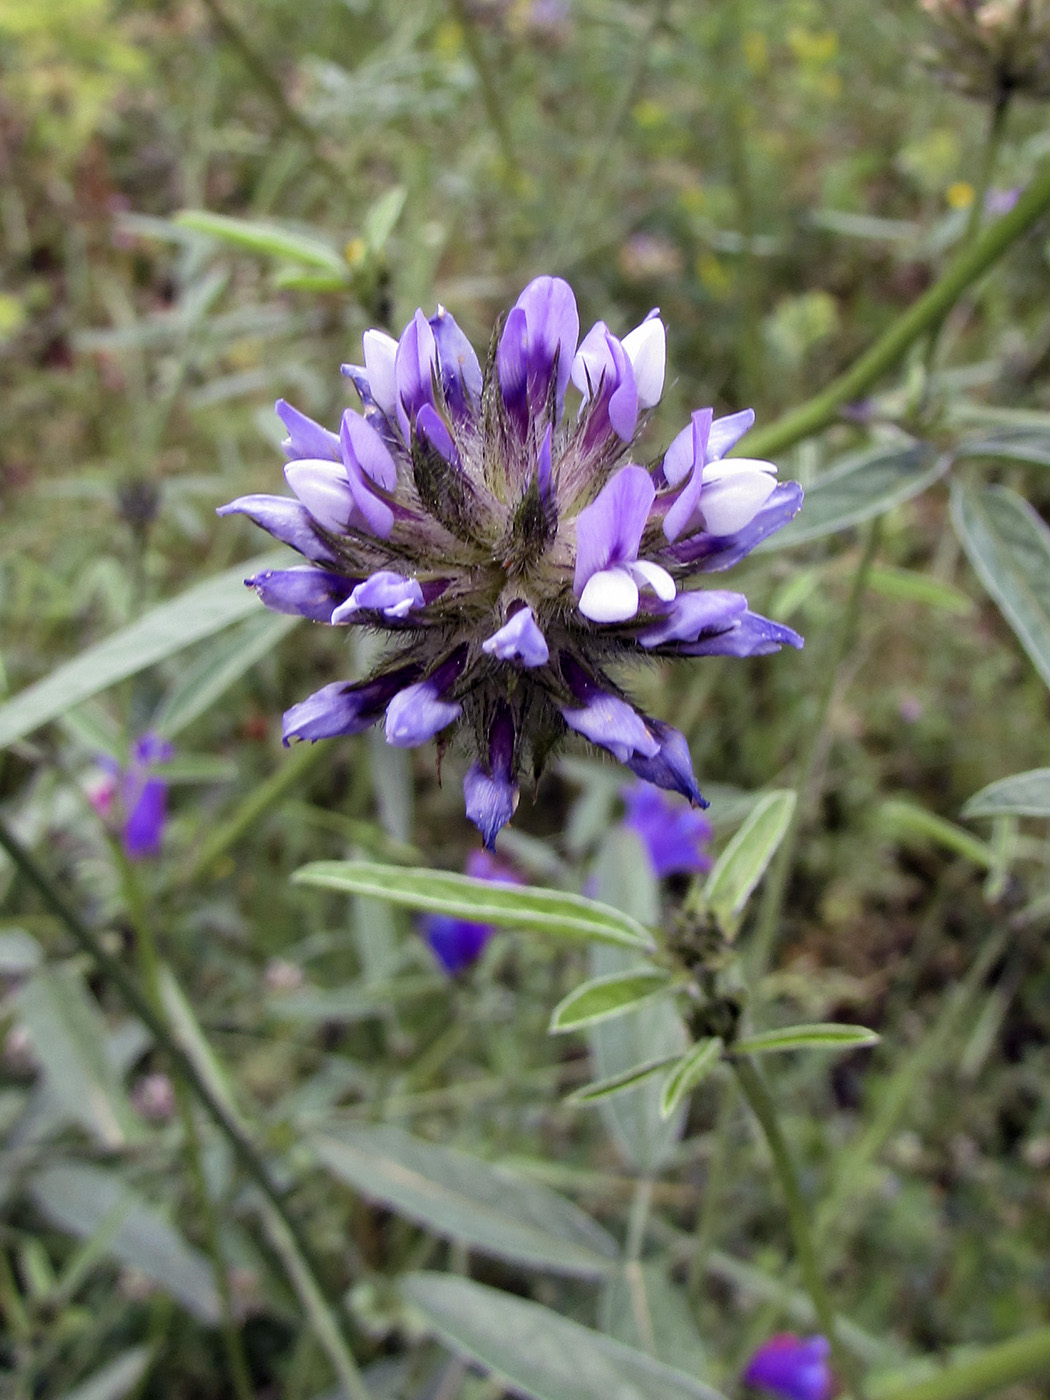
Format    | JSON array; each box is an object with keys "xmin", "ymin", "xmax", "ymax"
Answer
[
  {"xmin": 622, "ymin": 783, "xmax": 712, "ymax": 878},
  {"xmin": 88, "ymin": 733, "xmax": 173, "ymax": 860},
  {"xmin": 222, "ymin": 276, "xmax": 802, "ymax": 849},
  {"xmin": 742, "ymin": 1334, "xmax": 835, "ymax": 1400},
  {"xmin": 420, "ymin": 850, "xmax": 520, "ymax": 975}
]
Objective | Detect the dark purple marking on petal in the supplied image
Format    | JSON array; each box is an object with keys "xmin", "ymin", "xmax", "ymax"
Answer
[
  {"xmin": 394, "ymin": 309, "xmax": 438, "ymax": 443},
  {"xmin": 282, "ymin": 666, "xmax": 419, "ymax": 745},
  {"xmin": 216, "ymin": 494, "xmax": 339, "ymax": 564},
  {"xmin": 384, "ymin": 646, "xmax": 469, "ymax": 747},
  {"xmin": 247, "ymin": 567, "xmax": 359, "ymax": 621},
  {"xmin": 622, "ymin": 719, "xmax": 706, "ymax": 807},
  {"xmin": 464, "ymin": 705, "xmax": 519, "ymax": 849}
]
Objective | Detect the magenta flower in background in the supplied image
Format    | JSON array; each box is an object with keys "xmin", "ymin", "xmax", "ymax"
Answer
[
  {"xmin": 420, "ymin": 850, "xmax": 520, "ymax": 975},
  {"xmin": 221, "ymin": 276, "xmax": 802, "ymax": 849},
  {"xmin": 742, "ymin": 1334, "xmax": 835, "ymax": 1400},
  {"xmin": 89, "ymin": 733, "xmax": 173, "ymax": 860},
  {"xmin": 622, "ymin": 783, "xmax": 712, "ymax": 878}
]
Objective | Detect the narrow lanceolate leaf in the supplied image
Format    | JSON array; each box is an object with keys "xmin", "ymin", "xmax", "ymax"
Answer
[
  {"xmin": 955, "ymin": 428, "xmax": 1050, "ymax": 469},
  {"xmin": 30, "ymin": 1165, "xmax": 220, "ymax": 1323},
  {"xmin": 877, "ymin": 798, "xmax": 995, "ymax": 868},
  {"xmin": 733, "ymin": 1023, "xmax": 880, "ymax": 1056},
  {"xmin": 567, "ymin": 1055, "xmax": 683, "ymax": 1106},
  {"xmin": 549, "ymin": 969, "xmax": 671, "ymax": 1034},
  {"xmin": 0, "ymin": 551, "xmax": 286, "ymax": 749},
  {"xmin": 402, "ymin": 1273, "xmax": 731, "ymax": 1400},
  {"xmin": 964, "ymin": 767, "xmax": 1050, "ymax": 819},
  {"xmin": 174, "ymin": 210, "xmax": 346, "ymax": 272},
  {"xmin": 765, "ymin": 443, "xmax": 946, "ymax": 548},
  {"xmin": 704, "ymin": 790, "xmax": 796, "ymax": 938},
  {"xmin": 17, "ymin": 969, "xmax": 140, "ymax": 1149},
  {"xmin": 312, "ymin": 1126, "xmax": 617, "ymax": 1277},
  {"xmin": 57, "ymin": 1347, "xmax": 153, "ymax": 1400},
  {"xmin": 951, "ymin": 483, "xmax": 1050, "ymax": 691},
  {"xmin": 293, "ymin": 862, "xmax": 654, "ymax": 950},
  {"xmin": 660, "ymin": 1038, "xmax": 724, "ymax": 1120}
]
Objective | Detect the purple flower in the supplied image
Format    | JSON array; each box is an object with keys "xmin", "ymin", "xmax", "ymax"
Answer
[
  {"xmin": 622, "ymin": 784, "xmax": 712, "ymax": 878},
  {"xmin": 221, "ymin": 277, "xmax": 803, "ymax": 848},
  {"xmin": 89, "ymin": 733, "xmax": 173, "ymax": 860},
  {"xmin": 742, "ymin": 1335, "xmax": 835, "ymax": 1400},
  {"xmin": 420, "ymin": 850, "xmax": 521, "ymax": 974}
]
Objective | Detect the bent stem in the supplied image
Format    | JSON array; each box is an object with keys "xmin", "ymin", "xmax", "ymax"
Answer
[
  {"xmin": 744, "ymin": 157, "xmax": 1050, "ymax": 458},
  {"xmin": 732, "ymin": 1055, "xmax": 865, "ymax": 1400},
  {"xmin": 0, "ymin": 816, "xmax": 371, "ymax": 1400}
]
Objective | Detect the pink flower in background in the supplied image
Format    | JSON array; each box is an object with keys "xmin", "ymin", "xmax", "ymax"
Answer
[{"xmin": 89, "ymin": 733, "xmax": 173, "ymax": 860}]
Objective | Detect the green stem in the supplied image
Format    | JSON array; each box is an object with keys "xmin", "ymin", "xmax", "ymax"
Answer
[
  {"xmin": 116, "ymin": 853, "xmax": 254, "ymax": 1400},
  {"xmin": 749, "ymin": 518, "xmax": 882, "ymax": 976},
  {"xmin": 743, "ymin": 157, "xmax": 1050, "ymax": 459},
  {"xmin": 447, "ymin": 0, "xmax": 517, "ymax": 178},
  {"xmin": 0, "ymin": 816, "xmax": 371, "ymax": 1400},
  {"xmin": 870, "ymin": 1325, "xmax": 1050, "ymax": 1400},
  {"xmin": 964, "ymin": 91, "xmax": 1011, "ymax": 250},
  {"xmin": 732, "ymin": 1056, "xmax": 865, "ymax": 1400}
]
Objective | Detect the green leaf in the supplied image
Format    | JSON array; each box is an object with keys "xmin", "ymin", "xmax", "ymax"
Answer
[
  {"xmin": 704, "ymin": 790, "xmax": 796, "ymax": 937},
  {"xmin": 867, "ymin": 565, "xmax": 975, "ymax": 615},
  {"xmin": 877, "ymin": 798, "xmax": 995, "ymax": 868},
  {"xmin": 363, "ymin": 186, "xmax": 407, "ymax": 251},
  {"xmin": 733, "ymin": 1023, "xmax": 880, "ymax": 1055},
  {"xmin": 0, "ymin": 928, "xmax": 42, "ymax": 975},
  {"xmin": 17, "ymin": 969, "xmax": 140, "ymax": 1149},
  {"xmin": 266, "ymin": 976, "xmax": 439, "ymax": 1023},
  {"xmin": 964, "ymin": 767, "xmax": 1050, "ymax": 819},
  {"xmin": 152, "ymin": 611, "xmax": 297, "ymax": 738},
  {"xmin": 549, "ymin": 970, "xmax": 671, "ymax": 1033},
  {"xmin": 956, "ymin": 428, "xmax": 1050, "ymax": 469},
  {"xmin": 567, "ymin": 1055, "xmax": 682, "ymax": 1106},
  {"xmin": 659, "ymin": 1038, "xmax": 723, "ymax": 1120},
  {"xmin": 174, "ymin": 210, "xmax": 346, "ymax": 272},
  {"xmin": 57, "ymin": 1348, "xmax": 153, "ymax": 1400},
  {"xmin": 602, "ymin": 1264, "xmax": 709, "ymax": 1376},
  {"xmin": 951, "ymin": 483, "xmax": 1050, "ymax": 691},
  {"xmin": 30, "ymin": 1165, "xmax": 220, "ymax": 1323},
  {"xmin": 765, "ymin": 443, "xmax": 946, "ymax": 547},
  {"xmin": 0, "ymin": 551, "xmax": 286, "ymax": 750},
  {"xmin": 402, "ymin": 1273, "xmax": 730, "ymax": 1400},
  {"xmin": 293, "ymin": 861, "xmax": 654, "ymax": 950},
  {"xmin": 588, "ymin": 831, "xmax": 686, "ymax": 1172},
  {"xmin": 312, "ymin": 1126, "xmax": 617, "ymax": 1277}
]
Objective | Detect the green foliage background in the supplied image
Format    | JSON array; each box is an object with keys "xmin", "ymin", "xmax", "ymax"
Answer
[{"xmin": 2, "ymin": 1, "xmax": 1050, "ymax": 1397}]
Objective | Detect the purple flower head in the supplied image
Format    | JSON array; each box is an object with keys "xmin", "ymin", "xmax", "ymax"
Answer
[
  {"xmin": 421, "ymin": 850, "xmax": 521, "ymax": 975},
  {"xmin": 742, "ymin": 1335, "xmax": 835, "ymax": 1400},
  {"xmin": 221, "ymin": 277, "xmax": 803, "ymax": 840},
  {"xmin": 623, "ymin": 784, "xmax": 712, "ymax": 878},
  {"xmin": 91, "ymin": 733, "xmax": 173, "ymax": 861}
]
